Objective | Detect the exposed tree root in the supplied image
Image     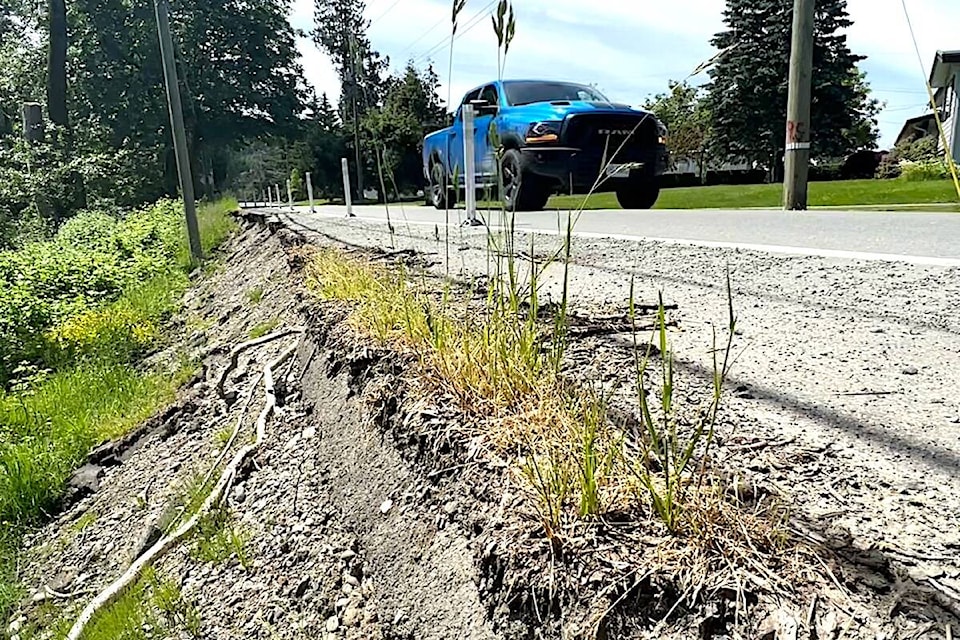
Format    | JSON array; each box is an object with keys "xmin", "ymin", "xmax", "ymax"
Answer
[
  {"xmin": 65, "ymin": 341, "xmax": 300, "ymax": 640},
  {"xmin": 215, "ymin": 327, "xmax": 305, "ymax": 399}
]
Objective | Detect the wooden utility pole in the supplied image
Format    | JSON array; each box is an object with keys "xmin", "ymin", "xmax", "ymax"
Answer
[
  {"xmin": 783, "ymin": 0, "xmax": 816, "ymax": 210},
  {"xmin": 155, "ymin": 0, "xmax": 202, "ymax": 261},
  {"xmin": 347, "ymin": 32, "xmax": 365, "ymax": 202}
]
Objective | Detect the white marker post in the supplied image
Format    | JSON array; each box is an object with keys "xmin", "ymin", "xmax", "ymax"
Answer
[
  {"xmin": 286, "ymin": 179, "xmax": 294, "ymax": 212},
  {"xmin": 275, "ymin": 184, "xmax": 281, "ymax": 208},
  {"xmin": 306, "ymin": 171, "xmax": 315, "ymax": 213},
  {"xmin": 462, "ymin": 103, "xmax": 478, "ymax": 226},
  {"xmin": 341, "ymin": 157, "xmax": 354, "ymax": 218}
]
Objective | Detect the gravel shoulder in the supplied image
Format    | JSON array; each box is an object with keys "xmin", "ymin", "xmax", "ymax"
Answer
[{"xmin": 277, "ymin": 207, "xmax": 960, "ymax": 600}]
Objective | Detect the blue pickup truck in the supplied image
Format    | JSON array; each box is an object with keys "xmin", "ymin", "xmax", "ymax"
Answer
[{"xmin": 422, "ymin": 79, "xmax": 669, "ymax": 212}]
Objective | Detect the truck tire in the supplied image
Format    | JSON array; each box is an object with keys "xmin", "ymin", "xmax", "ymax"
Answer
[
  {"xmin": 615, "ymin": 178, "xmax": 660, "ymax": 210},
  {"xmin": 501, "ymin": 149, "xmax": 549, "ymax": 212},
  {"xmin": 428, "ymin": 160, "xmax": 452, "ymax": 210}
]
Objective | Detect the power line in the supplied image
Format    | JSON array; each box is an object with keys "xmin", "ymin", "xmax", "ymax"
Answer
[
  {"xmin": 409, "ymin": 0, "xmax": 497, "ymax": 65},
  {"xmin": 394, "ymin": 16, "xmax": 447, "ymax": 59},
  {"xmin": 368, "ymin": 0, "xmax": 403, "ymax": 27}
]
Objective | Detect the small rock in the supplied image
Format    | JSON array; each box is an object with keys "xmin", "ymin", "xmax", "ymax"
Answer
[
  {"xmin": 587, "ymin": 570, "xmax": 605, "ymax": 585},
  {"xmin": 343, "ymin": 606, "xmax": 361, "ymax": 627},
  {"xmin": 8, "ymin": 617, "xmax": 23, "ymax": 633},
  {"xmin": 338, "ymin": 549, "xmax": 356, "ymax": 561},
  {"xmin": 342, "ymin": 583, "xmax": 354, "ymax": 595},
  {"xmin": 443, "ymin": 501, "xmax": 457, "ymax": 515},
  {"xmin": 303, "ymin": 426, "xmax": 317, "ymax": 439},
  {"xmin": 336, "ymin": 597, "xmax": 350, "ymax": 608},
  {"xmin": 325, "ymin": 616, "xmax": 339, "ymax": 632},
  {"xmin": 344, "ymin": 574, "xmax": 359, "ymax": 588},
  {"xmin": 294, "ymin": 577, "xmax": 310, "ymax": 598},
  {"xmin": 380, "ymin": 499, "xmax": 393, "ymax": 514},
  {"xmin": 68, "ymin": 464, "xmax": 103, "ymax": 495},
  {"xmin": 902, "ymin": 366, "xmax": 919, "ymax": 375},
  {"xmin": 233, "ymin": 484, "xmax": 246, "ymax": 503}
]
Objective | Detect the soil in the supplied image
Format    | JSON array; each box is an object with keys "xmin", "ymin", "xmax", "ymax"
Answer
[{"xmin": 8, "ymin": 211, "xmax": 960, "ymax": 640}]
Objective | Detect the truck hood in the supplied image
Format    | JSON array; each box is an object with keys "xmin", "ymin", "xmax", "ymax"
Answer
[{"xmin": 508, "ymin": 100, "xmax": 653, "ymax": 121}]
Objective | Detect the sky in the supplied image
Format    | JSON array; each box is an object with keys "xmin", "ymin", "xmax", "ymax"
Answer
[{"xmin": 289, "ymin": 0, "xmax": 960, "ymax": 149}]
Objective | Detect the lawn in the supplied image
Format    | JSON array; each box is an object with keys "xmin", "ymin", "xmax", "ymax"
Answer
[{"xmin": 545, "ymin": 178, "xmax": 960, "ymax": 211}]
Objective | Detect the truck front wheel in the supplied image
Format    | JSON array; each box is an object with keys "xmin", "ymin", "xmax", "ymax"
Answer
[
  {"xmin": 501, "ymin": 149, "xmax": 550, "ymax": 212},
  {"xmin": 428, "ymin": 161, "xmax": 451, "ymax": 210},
  {"xmin": 615, "ymin": 178, "xmax": 661, "ymax": 210}
]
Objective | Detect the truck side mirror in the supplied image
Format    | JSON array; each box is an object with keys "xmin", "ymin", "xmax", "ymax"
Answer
[{"xmin": 469, "ymin": 99, "xmax": 499, "ymax": 116}]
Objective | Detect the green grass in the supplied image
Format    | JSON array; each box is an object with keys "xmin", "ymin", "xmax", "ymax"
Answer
[
  {"xmin": 0, "ymin": 197, "xmax": 239, "ymax": 620},
  {"xmin": 190, "ymin": 508, "xmax": 251, "ymax": 569},
  {"xmin": 543, "ymin": 178, "xmax": 960, "ymax": 211},
  {"xmin": 249, "ymin": 318, "xmax": 281, "ymax": 339},
  {"xmin": 246, "ymin": 286, "xmax": 264, "ymax": 305},
  {"xmin": 178, "ymin": 198, "xmax": 239, "ymax": 268}
]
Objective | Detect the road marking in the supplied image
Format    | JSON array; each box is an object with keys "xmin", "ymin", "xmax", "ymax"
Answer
[{"xmin": 270, "ymin": 207, "xmax": 960, "ymax": 268}]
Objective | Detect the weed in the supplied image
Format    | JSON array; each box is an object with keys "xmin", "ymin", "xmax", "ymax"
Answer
[
  {"xmin": 191, "ymin": 507, "xmax": 251, "ymax": 570},
  {"xmin": 625, "ymin": 274, "xmax": 737, "ymax": 533},
  {"xmin": 249, "ymin": 318, "xmax": 281, "ymax": 339},
  {"xmin": 151, "ymin": 570, "xmax": 203, "ymax": 637},
  {"xmin": 70, "ymin": 510, "xmax": 98, "ymax": 534},
  {"xmin": 246, "ymin": 285, "xmax": 265, "ymax": 305},
  {"xmin": 214, "ymin": 424, "xmax": 235, "ymax": 447},
  {"xmin": 77, "ymin": 567, "xmax": 202, "ymax": 640}
]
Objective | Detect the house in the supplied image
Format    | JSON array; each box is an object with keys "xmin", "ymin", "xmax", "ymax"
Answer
[{"xmin": 900, "ymin": 50, "xmax": 960, "ymax": 159}]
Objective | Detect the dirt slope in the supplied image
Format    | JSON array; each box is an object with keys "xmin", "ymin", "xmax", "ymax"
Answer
[{"xmin": 10, "ymin": 213, "xmax": 959, "ymax": 640}]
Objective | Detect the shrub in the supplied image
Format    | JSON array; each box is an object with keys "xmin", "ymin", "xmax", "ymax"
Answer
[
  {"xmin": 876, "ymin": 136, "xmax": 941, "ymax": 179},
  {"xmin": 900, "ymin": 159, "xmax": 952, "ymax": 182},
  {"xmin": 0, "ymin": 199, "xmax": 196, "ymax": 386}
]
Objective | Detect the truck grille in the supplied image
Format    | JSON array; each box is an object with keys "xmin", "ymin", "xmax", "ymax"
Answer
[{"xmin": 561, "ymin": 113, "xmax": 659, "ymax": 159}]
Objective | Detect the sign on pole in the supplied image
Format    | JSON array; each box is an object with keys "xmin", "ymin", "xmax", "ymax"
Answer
[
  {"xmin": 463, "ymin": 104, "xmax": 478, "ymax": 225},
  {"xmin": 341, "ymin": 158, "xmax": 354, "ymax": 218},
  {"xmin": 306, "ymin": 172, "xmax": 315, "ymax": 213}
]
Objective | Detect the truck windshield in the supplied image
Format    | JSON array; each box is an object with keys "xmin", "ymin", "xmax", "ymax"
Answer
[{"xmin": 502, "ymin": 81, "xmax": 610, "ymax": 106}]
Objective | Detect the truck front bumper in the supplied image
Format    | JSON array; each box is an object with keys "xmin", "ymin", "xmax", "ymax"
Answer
[{"xmin": 519, "ymin": 144, "xmax": 669, "ymax": 194}]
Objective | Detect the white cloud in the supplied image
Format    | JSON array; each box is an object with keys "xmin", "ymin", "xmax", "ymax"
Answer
[{"xmin": 291, "ymin": 0, "xmax": 960, "ymax": 147}]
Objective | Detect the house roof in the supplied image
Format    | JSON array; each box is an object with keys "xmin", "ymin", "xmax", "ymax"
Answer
[
  {"xmin": 929, "ymin": 50, "xmax": 960, "ymax": 87},
  {"xmin": 896, "ymin": 113, "xmax": 936, "ymax": 145}
]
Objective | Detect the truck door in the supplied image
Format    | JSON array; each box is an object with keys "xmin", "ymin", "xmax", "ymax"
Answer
[
  {"xmin": 447, "ymin": 88, "xmax": 481, "ymax": 187},
  {"xmin": 473, "ymin": 84, "xmax": 500, "ymax": 190}
]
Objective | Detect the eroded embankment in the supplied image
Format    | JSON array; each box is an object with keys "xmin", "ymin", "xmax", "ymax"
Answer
[{"xmin": 10, "ymin": 214, "xmax": 959, "ymax": 640}]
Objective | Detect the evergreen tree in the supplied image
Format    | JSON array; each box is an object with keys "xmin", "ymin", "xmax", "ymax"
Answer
[
  {"xmin": 704, "ymin": 0, "xmax": 880, "ymax": 176},
  {"xmin": 312, "ymin": 0, "xmax": 390, "ymax": 196},
  {"xmin": 363, "ymin": 62, "xmax": 446, "ymax": 193}
]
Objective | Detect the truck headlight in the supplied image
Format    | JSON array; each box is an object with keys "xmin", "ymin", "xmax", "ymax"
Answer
[{"xmin": 525, "ymin": 121, "xmax": 562, "ymax": 144}]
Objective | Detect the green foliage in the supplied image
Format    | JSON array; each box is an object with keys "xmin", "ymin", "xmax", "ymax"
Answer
[
  {"xmin": 900, "ymin": 159, "xmax": 952, "ymax": 182},
  {"xmin": 290, "ymin": 167, "xmax": 304, "ymax": 201},
  {"xmin": 0, "ymin": 197, "xmax": 235, "ymax": 619},
  {"xmin": 0, "ymin": 0, "xmax": 305, "ymax": 222},
  {"xmin": 876, "ymin": 137, "xmax": 941, "ymax": 179},
  {"xmin": 546, "ymin": 177, "xmax": 960, "ymax": 210},
  {"xmin": 191, "ymin": 507, "xmax": 251, "ymax": 569},
  {"xmin": 627, "ymin": 281, "xmax": 736, "ymax": 533},
  {"xmin": 80, "ymin": 567, "xmax": 202, "ymax": 640},
  {"xmin": 642, "ymin": 80, "xmax": 713, "ymax": 174},
  {"xmin": 363, "ymin": 63, "xmax": 448, "ymax": 194},
  {"xmin": 249, "ymin": 318, "xmax": 281, "ymax": 339},
  {"xmin": 705, "ymin": 0, "xmax": 880, "ymax": 170}
]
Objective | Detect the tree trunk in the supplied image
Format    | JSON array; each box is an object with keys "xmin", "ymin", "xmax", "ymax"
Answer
[{"xmin": 47, "ymin": 0, "xmax": 68, "ymax": 128}]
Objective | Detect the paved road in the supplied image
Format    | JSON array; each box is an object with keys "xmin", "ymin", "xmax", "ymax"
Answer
[{"xmin": 263, "ymin": 204, "xmax": 960, "ymax": 265}]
